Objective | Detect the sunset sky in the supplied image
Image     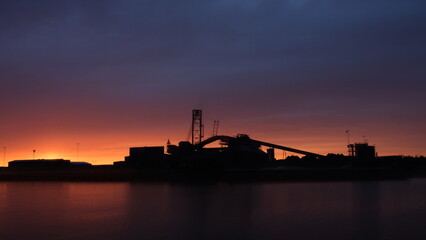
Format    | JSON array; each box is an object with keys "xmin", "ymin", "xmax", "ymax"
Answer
[{"xmin": 1, "ymin": 0, "xmax": 426, "ymax": 165}]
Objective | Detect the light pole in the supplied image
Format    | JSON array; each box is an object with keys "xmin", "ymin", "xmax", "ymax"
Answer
[
  {"xmin": 33, "ymin": 150, "xmax": 36, "ymax": 159},
  {"xmin": 76, "ymin": 143, "xmax": 80, "ymax": 162},
  {"xmin": 345, "ymin": 130, "xmax": 351, "ymax": 145},
  {"xmin": 3, "ymin": 147, "xmax": 5, "ymax": 167}
]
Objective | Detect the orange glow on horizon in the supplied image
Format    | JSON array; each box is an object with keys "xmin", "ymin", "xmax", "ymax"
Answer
[
  {"xmin": 1, "ymin": 116, "xmax": 425, "ymax": 167},
  {"xmin": 1, "ymin": 132, "xmax": 424, "ymax": 167}
]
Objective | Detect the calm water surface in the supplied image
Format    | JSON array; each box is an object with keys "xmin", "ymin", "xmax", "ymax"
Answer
[{"xmin": 1, "ymin": 180, "xmax": 425, "ymax": 240}]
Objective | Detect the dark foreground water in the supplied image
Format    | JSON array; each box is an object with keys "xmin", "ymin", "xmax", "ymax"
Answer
[{"xmin": 0, "ymin": 180, "xmax": 425, "ymax": 240}]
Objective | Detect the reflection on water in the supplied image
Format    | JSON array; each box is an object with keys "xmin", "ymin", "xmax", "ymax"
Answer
[
  {"xmin": 0, "ymin": 180, "xmax": 425, "ymax": 240},
  {"xmin": 353, "ymin": 182, "xmax": 380, "ymax": 239},
  {"xmin": 0, "ymin": 182, "xmax": 130, "ymax": 239}
]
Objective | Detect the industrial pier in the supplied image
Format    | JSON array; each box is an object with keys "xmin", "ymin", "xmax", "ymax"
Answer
[{"xmin": 1, "ymin": 109, "xmax": 426, "ymax": 181}]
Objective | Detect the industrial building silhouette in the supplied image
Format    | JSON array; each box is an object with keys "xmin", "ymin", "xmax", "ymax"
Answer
[{"xmin": 4, "ymin": 109, "xmax": 426, "ymax": 180}]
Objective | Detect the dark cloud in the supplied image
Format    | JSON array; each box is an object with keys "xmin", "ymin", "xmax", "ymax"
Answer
[{"xmin": 0, "ymin": 0, "xmax": 425, "ymax": 158}]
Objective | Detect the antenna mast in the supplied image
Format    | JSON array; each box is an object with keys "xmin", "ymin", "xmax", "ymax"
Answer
[
  {"xmin": 213, "ymin": 120, "xmax": 219, "ymax": 136},
  {"xmin": 346, "ymin": 130, "xmax": 355, "ymax": 157}
]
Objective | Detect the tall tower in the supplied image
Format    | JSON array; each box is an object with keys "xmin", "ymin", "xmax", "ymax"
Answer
[
  {"xmin": 191, "ymin": 109, "xmax": 204, "ymax": 144},
  {"xmin": 213, "ymin": 120, "xmax": 219, "ymax": 136}
]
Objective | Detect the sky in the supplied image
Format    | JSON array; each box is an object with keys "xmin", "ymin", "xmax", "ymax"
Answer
[{"xmin": 1, "ymin": 0, "xmax": 426, "ymax": 165}]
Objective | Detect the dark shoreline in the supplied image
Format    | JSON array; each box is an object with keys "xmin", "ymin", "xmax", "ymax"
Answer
[{"xmin": 1, "ymin": 166, "xmax": 425, "ymax": 182}]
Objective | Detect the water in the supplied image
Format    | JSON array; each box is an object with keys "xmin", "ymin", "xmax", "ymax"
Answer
[{"xmin": 1, "ymin": 180, "xmax": 425, "ymax": 240}]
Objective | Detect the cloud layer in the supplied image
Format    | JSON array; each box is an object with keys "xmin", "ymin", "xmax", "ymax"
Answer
[{"xmin": 1, "ymin": 0, "xmax": 425, "ymax": 162}]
